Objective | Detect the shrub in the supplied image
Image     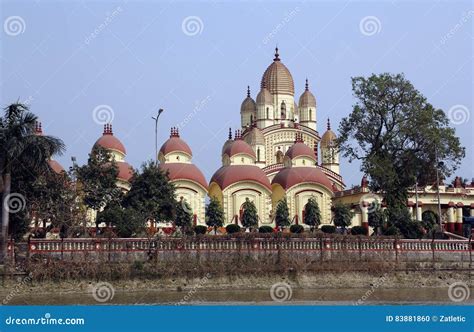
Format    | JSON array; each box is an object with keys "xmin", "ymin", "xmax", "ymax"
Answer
[
  {"xmin": 350, "ymin": 226, "xmax": 368, "ymax": 236},
  {"xmin": 320, "ymin": 225, "xmax": 336, "ymax": 234},
  {"xmin": 226, "ymin": 224, "xmax": 241, "ymax": 234},
  {"xmin": 259, "ymin": 226, "xmax": 274, "ymax": 233},
  {"xmin": 290, "ymin": 225, "xmax": 304, "ymax": 234},
  {"xmin": 194, "ymin": 225, "xmax": 207, "ymax": 235}
]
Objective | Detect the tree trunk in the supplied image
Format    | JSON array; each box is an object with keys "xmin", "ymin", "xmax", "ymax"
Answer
[{"xmin": 1, "ymin": 172, "xmax": 11, "ymax": 265}]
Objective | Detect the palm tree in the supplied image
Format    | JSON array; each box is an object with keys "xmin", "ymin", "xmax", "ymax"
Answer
[{"xmin": 0, "ymin": 103, "xmax": 65, "ymax": 264}]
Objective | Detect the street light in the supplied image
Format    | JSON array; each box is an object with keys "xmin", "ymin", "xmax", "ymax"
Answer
[{"xmin": 152, "ymin": 108, "xmax": 164, "ymax": 165}]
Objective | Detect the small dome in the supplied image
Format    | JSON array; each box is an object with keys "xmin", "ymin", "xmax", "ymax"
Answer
[
  {"xmin": 48, "ymin": 159, "xmax": 65, "ymax": 174},
  {"xmin": 241, "ymin": 86, "xmax": 256, "ymax": 113},
  {"xmin": 116, "ymin": 161, "xmax": 134, "ymax": 182},
  {"xmin": 223, "ymin": 133, "xmax": 256, "ymax": 159},
  {"xmin": 244, "ymin": 126, "xmax": 265, "ymax": 146},
  {"xmin": 160, "ymin": 163, "xmax": 208, "ymax": 190},
  {"xmin": 221, "ymin": 128, "xmax": 234, "ymax": 155},
  {"xmin": 320, "ymin": 119, "xmax": 337, "ymax": 147},
  {"xmin": 94, "ymin": 124, "xmax": 126, "ymax": 155},
  {"xmin": 159, "ymin": 127, "xmax": 193, "ymax": 157},
  {"xmin": 210, "ymin": 165, "xmax": 271, "ymax": 190},
  {"xmin": 272, "ymin": 167, "xmax": 333, "ymax": 192},
  {"xmin": 299, "ymin": 79, "xmax": 316, "ymax": 108},
  {"xmin": 285, "ymin": 136, "xmax": 316, "ymax": 161},
  {"xmin": 256, "ymin": 85, "xmax": 273, "ymax": 105},
  {"xmin": 260, "ymin": 47, "xmax": 295, "ymax": 96}
]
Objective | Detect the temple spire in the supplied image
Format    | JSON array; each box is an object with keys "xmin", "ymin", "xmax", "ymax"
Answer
[
  {"xmin": 247, "ymin": 85, "xmax": 250, "ymax": 98},
  {"xmin": 327, "ymin": 118, "xmax": 331, "ymax": 131},
  {"xmin": 274, "ymin": 46, "xmax": 280, "ymax": 61},
  {"xmin": 305, "ymin": 78, "xmax": 309, "ymax": 91},
  {"xmin": 228, "ymin": 127, "xmax": 232, "ymax": 140}
]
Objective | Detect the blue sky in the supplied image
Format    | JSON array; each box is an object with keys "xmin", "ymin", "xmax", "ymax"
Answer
[{"xmin": 1, "ymin": 0, "xmax": 473, "ymax": 187}]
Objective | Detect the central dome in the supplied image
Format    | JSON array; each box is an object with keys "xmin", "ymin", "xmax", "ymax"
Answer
[{"xmin": 260, "ymin": 48, "xmax": 295, "ymax": 96}]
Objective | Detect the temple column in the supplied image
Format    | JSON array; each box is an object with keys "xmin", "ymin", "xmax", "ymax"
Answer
[
  {"xmin": 361, "ymin": 202, "xmax": 369, "ymax": 230},
  {"xmin": 447, "ymin": 202, "xmax": 455, "ymax": 233},
  {"xmin": 416, "ymin": 203, "xmax": 423, "ymax": 221},
  {"xmin": 456, "ymin": 203, "xmax": 464, "ymax": 233},
  {"xmin": 407, "ymin": 201, "xmax": 414, "ymax": 219},
  {"xmin": 470, "ymin": 203, "xmax": 474, "ymax": 217}
]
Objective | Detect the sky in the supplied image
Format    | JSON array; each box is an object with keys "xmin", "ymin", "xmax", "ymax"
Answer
[{"xmin": 1, "ymin": 0, "xmax": 473, "ymax": 188}]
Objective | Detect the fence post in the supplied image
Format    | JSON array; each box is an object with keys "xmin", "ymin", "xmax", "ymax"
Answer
[{"xmin": 319, "ymin": 237, "xmax": 323, "ymax": 262}]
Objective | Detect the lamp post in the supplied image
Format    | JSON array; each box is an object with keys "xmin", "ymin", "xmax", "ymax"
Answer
[
  {"xmin": 152, "ymin": 108, "xmax": 164, "ymax": 165},
  {"xmin": 435, "ymin": 150, "xmax": 444, "ymax": 229}
]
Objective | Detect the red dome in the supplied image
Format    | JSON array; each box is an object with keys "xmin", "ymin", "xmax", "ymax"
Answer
[
  {"xmin": 272, "ymin": 167, "xmax": 333, "ymax": 192},
  {"xmin": 48, "ymin": 159, "xmax": 65, "ymax": 174},
  {"xmin": 159, "ymin": 163, "xmax": 208, "ymax": 190},
  {"xmin": 223, "ymin": 140, "xmax": 256, "ymax": 159},
  {"xmin": 285, "ymin": 142, "xmax": 316, "ymax": 161},
  {"xmin": 94, "ymin": 125, "xmax": 126, "ymax": 155},
  {"xmin": 116, "ymin": 161, "xmax": 134, "ymax": 182},
  {"xmin": 159, "ymin": 137, "xmax": 193, "ymax": 157},
  {"xmin": 210, "ymin": 165, "xmax": 271, "ymax": 190}
]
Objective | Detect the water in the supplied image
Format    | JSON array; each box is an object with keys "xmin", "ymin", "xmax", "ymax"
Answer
[{"xmin": 4, "ymin": 288, "xmax": 473, "ymax": 305}]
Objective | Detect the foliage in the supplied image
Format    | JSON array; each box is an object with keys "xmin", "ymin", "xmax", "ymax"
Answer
[
  {"xmin": 368, "ymin": 208, "xmax": 387, "ymax": 235},
  {"xmin": 175, "ymin": 198, "xmax": 193, "ymax": 232},
  {"xmin": 258, "ymin": 226, "xmax": 274, "ymax": 233},
  {"xmin": 205, "ymin": 196, "xmax": 224, "ymax": 232},
  {"xmin": 350, "ymin": 226, "xmax": 368, "ymax": 236},
  {"xmin": 290, "ymin": 224, "xmax": 304, "ymax": 234},
  {"xmin": 75, "ymin": 146, "xmax": 120, "ymax": 211},
  {"xmin": 338, "ymin": 73, "xmax": 465, "ymax": 208},
  {"xmin": 225, "ymin": 224, "xmax": 241, "ymax": 234},
  {"xmin": 385, "ymin": 207, "xmax": 423, "ymax": 239},
  {"xmin": 0, "ymin": 103, "xmax": 65, "ymax": 257},
  {"xmin": 97, "ymin": 203, "xmax": 146, "ymax": 238},
  {"xmin": 320, "ymin": 225, "xmax": 336, "ymax": 234},
  {"xmin": 303, "ymin": 197, "xmax": 321, "ymax": 230},
  {"xmin": 122, "ymin": 161, "xmax": 176, "ymax": 222},
  {"xmin": 332, "ymin": 203, "xmax": 354, "ymax": 230},
  {"xmin": 241, "ymin": 198, "xmax": 258, "ymax": 229},
  {"xmin": 194, "ymin": 225, "xmax": 207, "ymax": 235},
  {"xmin": 275, "ymin": 198, "xmax": 290, "ymax": 228},
  {"xmin": 421, "ymin": 210, "xmax": 438, "ymax": 232}
]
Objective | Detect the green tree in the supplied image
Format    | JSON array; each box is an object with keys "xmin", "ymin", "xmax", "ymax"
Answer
[
  {"xmin": 385, "ymin": 206, "xmax": 423, "ymax": 239},
  {"xmin": 122, "ymin": 161, "xmax": 176, "ymax": 223},
  {"xmin": 303, "ymin": 197, "xmax": 321, "ymax": 231},
  {"xmin": 338, "ymin": 73, "xmax": 465, "ymax": 210},
  {"xmin": 421, "ymin": 210, "xmax": 438, "ymax": 233},
  {"xmin": 241, "ymin": 198, "xmax": 258, "ymax": 230},
  {"xmin": 205, "ymin": 196, "xmax": 224, "ymax": 234},
  {"xmin": 368, "ymin": 208, "xmax": 387, "ymax": 236},
  {"xmin": 332, "ymin": 203, "xmax": 354, "ymax": 232},
  {"xmin": 75, "ymin": 146, "xmax": 120, "ymax": 215},
  {"xmin": 175, "ymin": 197, "xmax": 193, "ymax": 234},
  {"xmin": 97, "ymin": 203, "xmax": 145, "ymax": 238},
  {"xmin": 275, "ymin": 198, "xmax": 290, "ymax": 229},
  {"xmin": 0, "ymin": 103, "xmax": 65, "ymax": 262}
]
